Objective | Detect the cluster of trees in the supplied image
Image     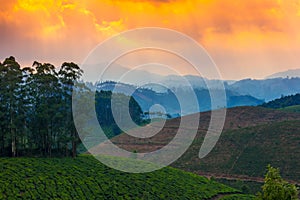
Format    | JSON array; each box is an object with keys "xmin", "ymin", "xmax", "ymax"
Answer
[
  {"xmin": 0, "ymin": 56, "xmax": 145, "ymax": 158},
  {"xmin": 261, "ymin": 93, "xmax": 300, "ymax": 109},
  {"xmin": 95, "ymin": 90, "xmax": 144, "ymax": 138},
  {"xmin": 0, "ymin": 56, "xmax": 83, "ymax": 157}
]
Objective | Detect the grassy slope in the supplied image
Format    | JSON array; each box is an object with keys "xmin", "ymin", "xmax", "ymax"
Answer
[
  {"xmin": 219, "ymin": 194, "xmax": 256, "ymax": 200},
  {"xmin": 106, "ymin": 107, "xmax": 300, "ymax": 182},
  {"xmin": 0, "ymin": 155, "xmax": 249, "ymax": 200},
  {"xmin": 176, "ymin": 120, "xmax": 300, "ymax": 182},
  {"xmin": 279, "ymin": 105, "xmax": 300, "ymax": 113},
  {"xmin": 215, "ymin": 179, "xmax": 263, "ymax": 195}
]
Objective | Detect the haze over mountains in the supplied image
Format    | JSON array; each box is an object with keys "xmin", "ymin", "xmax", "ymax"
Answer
[
  {"xmin": 96, "ymin": 81, "xmax": 264, "ymax": 117},
  {"xmin": 266, "ymin": 68, "xmax": 300, "ymax": 79},
  {"xmin": 227, "ymin": 77, "xmax": 300, "ymax": 101},
  {"xmin": 90, "ymin": 65, "xmax": 300, "ymax": 117},
  {"xmin": 85, "ymin": 64, "xmax": 300, "ymax": 103}
]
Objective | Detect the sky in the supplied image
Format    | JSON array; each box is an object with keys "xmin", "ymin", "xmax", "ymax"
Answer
[{"xmin": 1, "ymin": 0, "xmax": 300, "ymax": 80}]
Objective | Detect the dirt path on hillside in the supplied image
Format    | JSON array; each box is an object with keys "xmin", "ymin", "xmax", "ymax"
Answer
[
  {"xmin": 195, "ymin": 171, "xmax": 300, "ymax": 185},
  {"xmin": 209, "ymin": 193, "xmax": 232, "ymax": 200},
  {"xmin": 196, "ymin": 172, "xmax": 264, "ymax": 183},
  {"xmin": 208, "ymin": 192, "xmax": 243, "ymax": 200},
  {"xmin": 197, "ymin": 171, "xmax": 300, "ymax": 200}
]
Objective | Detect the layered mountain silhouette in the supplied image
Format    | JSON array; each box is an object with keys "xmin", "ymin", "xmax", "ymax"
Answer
[
  {"xmin": 227, "ymin": 77, "xmax": 300, "ymax": 101},
  {"xmin": 266, "ymin": 68, "xmax": 300, "ymax": 79},
  {"xmin": 96, "ymin": 81, "xmax": 264, "ymax": 117}
]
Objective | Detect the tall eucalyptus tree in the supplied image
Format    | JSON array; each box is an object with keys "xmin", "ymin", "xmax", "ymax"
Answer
[
  {"xmin": 59, "ymin": 62, "xmax": 83, "ymax": 157},
  {"xmin": 31, "ymin": 61, "xmax": 61, "ymax": 156},
  {"xmin": 0, "ymin": 56, "xmax": 23, "ymax": 157}
]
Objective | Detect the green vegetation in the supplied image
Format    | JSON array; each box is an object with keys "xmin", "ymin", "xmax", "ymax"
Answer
[
  {"xmin": 187, "ymin": 121, "xmax": 300, "ymax": 181},
  {"xmin": 216, "ymin": 179, "xmax": 263, "ymax": 195},
  {"xmin": 0, "ymin": 155, "xmax": 245, "ymax": 199},
  {"xmin": 256, "ymin": 165, "xmax": 298, "ymax": 200},
  {"xmin": 261, "ymin": 93, "xmax": 300, "ymax": 109},
  {"xmin": 175, "ymin": 120, "xmax": 300, "ymax": 182},
  {"xmin": 109, "ymin": 106, "xmax": 300, "ymax": 185},
  {"xmin": 219, "ymin": 194, "xmax": 255, "ymax": 200},
  {"xmin": 1, "ymin": 56, "xmax": 299, "ymax": 199},
  {"xmin": 0, "ymin": 56, "xmax": 84, "ymax": 157},
  {"xmin": 279, "ymin": 105, "xmax": 300, "ymax": 113},
  {"xmin": 0, "ymin": 56, "xmax": 144, "ymax": 157},
  {"xmin": 96, "ymin": 90, "xmax": 145, "ymax": 138}
]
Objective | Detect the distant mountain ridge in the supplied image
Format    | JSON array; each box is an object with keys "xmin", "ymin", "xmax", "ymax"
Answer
[
  {"xmin": 96, "ymin": 81, "xmax": 264, "ymax": 117},
  {"xmin": 227, "ymin": 77, "xmax": 300, "ymax": 101},
  {"xmin": 84, "ymin": 63, "xmax": 300, "ymax": 103},
  {"xmin": 266, "ymin": 68, "xmax": 300, "ymax": 79},
  {"xmin": 261, "ymin": 93, "xmax": 300, "ymax": 109}
]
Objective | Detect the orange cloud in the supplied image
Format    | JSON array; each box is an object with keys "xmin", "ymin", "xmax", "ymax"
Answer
[{"xmin": 0, "ymin": 0, "xmax": 300, "ymax": 79}]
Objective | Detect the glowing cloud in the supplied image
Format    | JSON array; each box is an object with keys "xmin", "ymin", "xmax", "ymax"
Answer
[{"xmin": 0, "ymin": 0, "xmax": 300, "ymax": 79}]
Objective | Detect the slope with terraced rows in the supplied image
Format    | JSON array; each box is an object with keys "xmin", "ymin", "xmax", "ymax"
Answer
[
  {"xmin": 0, "ymin": 156, "xmax": 255, "ymax": 199},
  {"xmin": 106, "ymin": 106, "xmax": 300, "ymax": 182}
]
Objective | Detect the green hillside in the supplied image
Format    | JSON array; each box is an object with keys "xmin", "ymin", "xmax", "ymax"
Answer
[
  {"xmin": 219, "ymin": 194, "xmax": 257, "ymax": 200},
  {"xmin": 0, "ymin": 155, "xmax": 254, "ymax": 200},
  {"xmin": 279, "ymin": 105, "xmax": 300, "ymax": 113},
  {"xmin": 261, "ymin": 93, "xmax": 300, "ymax": 109},
  {"xmin": 106, "ymin": 106, "xmax": 300, "ymax": 189},
  {"xmin": 261, "ymin": 93, "xmax": 300, "ymax": 113},
  {"xmin": 176, "ymin": 120, "xmax": 300, "ymax": 182}
]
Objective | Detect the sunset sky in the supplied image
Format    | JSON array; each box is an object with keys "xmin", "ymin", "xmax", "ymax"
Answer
[{"xmin": 1, "ymin": 0, "xmax": 300, "ymax": 80}]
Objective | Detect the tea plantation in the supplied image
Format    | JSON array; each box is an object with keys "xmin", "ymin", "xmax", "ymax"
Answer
[
  {"xmin": 171, "ymin": 119, "xmax": 300, "ymax": 187},
  {"xmin": 0, "ymin": 155, "xmax": 251, "ymax": 199}
]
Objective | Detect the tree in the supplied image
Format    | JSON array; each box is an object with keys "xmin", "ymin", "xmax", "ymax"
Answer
[
  {"xmin": 0, "ymin": 57, "xmax": 89, "ymax": 157},
  {"xmin": 20, "ymin": 66, "xmax": 35, "ymax": 154},
  {"xmin": 0, "ymin": 61, "xmax": 7, "ymax": 155},
  {"xmin": 95, "ymin": 90, "xmax": 144, "ymax": 138},
  {"xmin": 58, "ymin": 62, "xmax": 83, "ymax": 158},
  {"xmin": 31, "ymin": 61, "xmax": 61, "ymax": 156},
  {"xmin": 1, "ymin": 57, "xmax": 23, "ymax": 157},
  {"xmin": 0, "ymin": 56, "xmax": 147, "ymax": 157},
  {"xmin": 256, "ymin": 165, "xmax": 298, "ymax": 200}
]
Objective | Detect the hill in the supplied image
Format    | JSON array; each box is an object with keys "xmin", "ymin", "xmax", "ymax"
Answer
[
  {"xmin": 106, "ymin": 107, "xmax": 300, "ymax": 182},
  {"xmin": 97, "ymin": 81, "xmax": 263, "ymax": 117},
  {"xmin": 279, "ymin": 105, "xmax": 300, "ymax": 113},
  {"xmin": 227, "ymin": 77, "xmax": 300, "ymax": 101},
  {"xmin": 184, "ymin": 120, "xmax": 300, "ymax": 181},
  {"xmin": 108, "ymin": 106, "xmax": 300, "ymax": 152},
  {"xmin": 266, "ymin": 68, "xmax": 300, "ymax": 79},
  {"xmin": 261, "ymin": 93, "xmax": 300, "ymax": 109},
  {"xmin": 0, "ymin": 156, "xmax": 255, "ymax": 199}
]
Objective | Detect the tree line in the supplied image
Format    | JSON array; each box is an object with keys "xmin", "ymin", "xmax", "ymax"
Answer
[
  {"xmin": 0, "ymin": 56, "xmax": 145, "ymax": 158},
  {"xmin": 261, "ymin": 93, "xmax": 300, "ymax": 109},
  {"xmin": 96, "ymin": 90, "xmax": 144, "ymax": 139},
  {"xmin": 0, "ymin": 56, "xmax": 84, "ymax": 157}
]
